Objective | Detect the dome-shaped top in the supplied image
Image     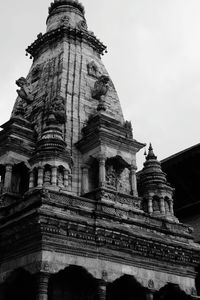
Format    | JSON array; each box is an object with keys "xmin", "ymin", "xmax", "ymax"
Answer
[
  {"xmin": 48, "ymin": 0, "xmax": 85, "ymax": 15},
  {"xmin": 139, "ymin": 144, "xmax": 169, "ymax": 187},
  {"xmin": 46, "ymin": 0, "xmax": 86, "ymax": 32}
]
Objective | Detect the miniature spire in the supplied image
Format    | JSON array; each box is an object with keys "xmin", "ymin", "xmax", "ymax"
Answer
[{"xmin": 146, "ymin": 143, "xmax": 157, "ymax": 160}]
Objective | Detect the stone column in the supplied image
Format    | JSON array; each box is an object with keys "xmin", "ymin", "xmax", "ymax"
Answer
[
  {"xmin": 169, "ymin": 199, "xmax": 174, "ymax": 215},
  {"xmin": 29, "ymin": 170, "xmax": 34, "ymax": 189},
  {"xmin": 148, "ymin": 196, "xmax": 153, "ymax": 214},
  {"xmin": 97, "ymin": 279, "xmax": 107, "ymax": 300},
  {"xmin": 99, "ymin": 155, "xmax": 106, "ymax": 187},
  {"xmin": 4, "ymin": 164, "xmax": 13, "ymax": 191},
  {"xmin": 82, "ymin": 165, "xmax": 89, "ymax": 194},
  {"xmin": 160, "ymin": 197, "xmax": 165, "ymax": 214},
  {"xmin": 146, "ymin": 291, "xmax": 154, "ymax": 300},
  {"xmin": 64, "ymin": 169, "xmax": 69, "ymax": 188},
  {"xmin": 35, "ymin": 272, "xmax": 49, "ymax": 300},
  {"xmin": 51, "ymin": 166, "xmax": 57, "ymax": 186},
  {"xmin": 37, "ymin": 167, "xmax": 44, "ymax": 188},
  {"xmin": 130, "ymin": 165, "xmax": 138, "ymax": 196}
]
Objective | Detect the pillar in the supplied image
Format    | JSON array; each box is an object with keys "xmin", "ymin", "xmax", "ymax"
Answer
[
  {"xmin": 97, "ymin": 279, "xmax": 107, "ymax": 300},
  {"xmin": 35, "ymin": 272, "xmax": 49, "ymax": 300},
  {"xmin": 169, "ymin": 199, "xmax": 174, "ymax": 215},
  {"xmin": 4, "ymin": 164, "xmax": 13, "ymax": 191},
  {"xmin": 37, "ymin": 167, "xmax": 44, "ymax": 188},
  {"xmin": 64, "ymin": 169, "xmax": 69, "ymax": 188},
  {"xmin": 99, "ymin": 155, "xmax": 106, "ymax": 187},
  {"xmin": 130, "ymin": 165, "xmax": 138, "ymax": 196},
  {"xmin": 82, "ymin": 165, "xmax": 89, "ymax": 194},
  {"xmin": 146, "ymin": 291, "xmax": 154, "ymax": 300},
  {"xmin": 148, "ymin": 196, "xmax": 153, "ymax": 214},
  {"xmin": 51, "ymin": 166, "xmax": 57, "ymax": 186},
  {"xmin": 29, "ymin": 170, "xmax": 34, "ymax": 189},
  {"xmin": 160, "ymin": 197, "xmax": 165, "ymax": 214}
]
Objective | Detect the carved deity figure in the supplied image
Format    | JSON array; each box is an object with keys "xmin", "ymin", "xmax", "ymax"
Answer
[
  {"xmin": 92, "ymin": 75, "xmax": 109, "ymax": 100},
  {"xmin": 106, "ymin": 165, "xmax": 117, "ymax": 189},
  {"xmin": 57, "ymin": 169, "xmax": 64, "ymax": 187},
  {"xmin": 16, "ymin": 77, "xmax": 33, "ymax": 104},
  {"xmin": 118, "ymin": 168, "xmax": 131, "ymax": 194},
  {"xmin": 47, "ymin": 96, "xmax": 66, "ymax": 124}
]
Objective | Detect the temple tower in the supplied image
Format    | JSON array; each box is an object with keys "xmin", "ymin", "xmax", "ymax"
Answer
[{"xmin": 0, "ymin": 1, "xmax": 200, "ymax": 299}]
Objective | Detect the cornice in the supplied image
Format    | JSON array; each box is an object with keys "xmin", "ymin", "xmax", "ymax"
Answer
[{"xmin": 26, "ymin": 25, "xmax": 107, "ymax": 58}]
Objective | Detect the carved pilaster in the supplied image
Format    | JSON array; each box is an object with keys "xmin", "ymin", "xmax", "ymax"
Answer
[
  {"xmin": 35, "ymin": 272, "xmax": 49, "ymax": 300},
  {"xmin": 97, "ymin": 279, "xmax": 107, "ymax": 300},
  {"xmin": 98, "ymin": 155, "xmax": 106, "ymax": 187},
  {"xmin": 160, "ymin": 197, "xmax": 165, "ymax": 214},
  {"xmin": 37, "ymin": 167, "xmax": 44, "ymax": 187},
  {"xmin": 148, "ymin": 196, "xmax": 153, "ymax": 214},
  {"xmin": 29, "ymin": 170, "xmax": 34, "ymax": 189},
  {"xmin": 51, "ymin": 166, "xmax": 57, "ymax": 186},
  {"xmin": 64, "ymin": 169, "xmax": 69, "ymax": 188},
  {"xmin": 169, "ymin": 199, "xmax": 174, "ymax": 215},
  {"xmin": 4, "ymin": 164, "xmax": 13, "ymax": 191},
  {"xmin": 82, "ymin": 165, "xmax": 89, "ymax": 194},
  {"xmin": 130, "ymin": 165, "xmax": 138, "ymax": 197}
]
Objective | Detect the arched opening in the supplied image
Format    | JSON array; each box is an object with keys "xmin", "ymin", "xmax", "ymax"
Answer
[
  {"xmin": 0, "ymin": 165, "xmax": 5, "ymax": 193},
  {"xmin": 11, "ymin": 163, "xmax": 29, "ymax": 194},
  {"xmin": 57, "ymin": 165, "xmax": 65, "ymax": 187},
  {"xmin": 48, "ymin": 265, "xmax": 98, "ymax": 300},
  {"xmin": 164, "ymin": 196, "xmax": 170, "ymax": 214},
  {"xmin": 107, "ymin": 275, "xmax": 147, "ymax": 300},
  {"xmin": 152, "ymin": 195, "xmax": 160, "ymax": 213},
  {"xmin": 105, "ymin": 156, "xmax": 131, "ymax": 194},
  {"xmin": 44, "ymin": 164, "xmax": 52, "ymax": 186},
  {"xmin": 88, "ymin": 159, "xmax": 99, "ymax": 191},
  {"xmin": 154, "ymin": 283, "xmax": 192, "ymax": 300},
  {"xmin": 1, "ymin": 268, "xmax": 36, "ymax": 300}
]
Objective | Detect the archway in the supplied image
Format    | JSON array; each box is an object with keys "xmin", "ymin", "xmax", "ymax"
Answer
[
  {"xmin": 107, "ymin": 275, "xmax": 147, "ymax": 300},
  {"xmin": 1, "ymin": 268, "xmax": 36, "ymax": 300},
  {"xmin": 11, "ymin": 163, "xmax": 29, "ymax": 194},
  {"xmin": 154, "ymin": 283, "xmax": 192, "ymax": 300},
  {"xmin": 48, "ymin": 265, "xmax": 99, "ymax": 300}
]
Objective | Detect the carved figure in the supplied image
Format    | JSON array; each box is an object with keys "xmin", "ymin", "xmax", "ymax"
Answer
[
  {"xmin": 87, "ymin": 60, "xmax": 100, "ymax": 78},
  {"xmin": 92, "ymin": 75, "xmax": 109, "ymax": 100},
  {"xmin": 47, "ymin": 96, "xmax": 66, "ymax": 124},
  {"xmin": 16, "ymin": 77, "xmax": 33, "ymax": 103},
  {"xmin": 106, "ymin": 165, "xmax": 117, "ymax": 189}
]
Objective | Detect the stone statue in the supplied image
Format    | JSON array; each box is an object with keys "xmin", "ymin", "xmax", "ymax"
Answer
[
  {"xmin": 16, "ymin": 77, "xmax": 33, "ymax": 104},
  {"xmin": 92, "ymin": 75, "xmax": 109, "ymax": 100},
  {"xmin": 47, "ymin": 96, "xmax": 66, "ymax": 124}
]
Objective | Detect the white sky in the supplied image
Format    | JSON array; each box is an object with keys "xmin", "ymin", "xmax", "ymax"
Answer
[{"xmin": 1, "ymin": 0, "xmax": 200, "ymax": 169}]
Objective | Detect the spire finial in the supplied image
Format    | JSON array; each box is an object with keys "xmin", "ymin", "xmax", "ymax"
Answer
[{"xmin": 146, "ymin": 143, "xmax": 157, "ymax": 160}]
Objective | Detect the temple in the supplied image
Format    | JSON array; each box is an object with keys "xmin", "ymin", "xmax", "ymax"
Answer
[{"xmin": 0, "ymin": 1, "xmax": 199, "ymax": 299}]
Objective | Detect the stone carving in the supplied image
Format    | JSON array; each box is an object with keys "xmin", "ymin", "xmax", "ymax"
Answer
[
  {"xmin": 87, "ymin": 60, "xmax": 100, "ymax": 78},
  {"xmin": 16, "ymin": 77, "xmax": 34, "ymax": 103},
  {"xmin": 60, "ymin": 16, "xmax": 70, "ymax": 27},
  {"xmin": 124, "ymin": 121, "xmax": 133, "ymax": 138},
  {"xmin": 46, "ymin": 96, "xmax": 66, "ymax": 124},
  {"xmin": 77, "ymin": 20, "xmax": 87, "ymax": 31},
  {"xmin": 118, "ymin": 168, "xmax": 131, "ymax": 194},
  {"xmin": 57, "ymin": 169, "xmax": 64, "ymax": 187},
  {"xmin": 106, "ymin": 165, "xmax": 117, "ymax": 189},
  {"xmin": 92, "ymin": 75, "xmax": 109, "ymax": 100},
  {"xmin": 148, "ymin": 279, "xmax": 155, "ymax": 289}
]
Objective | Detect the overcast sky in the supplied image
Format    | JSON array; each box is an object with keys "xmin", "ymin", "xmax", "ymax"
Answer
[{"xmin": 0, "ymin": 0, "xmax": 200, "ymax": 169}]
